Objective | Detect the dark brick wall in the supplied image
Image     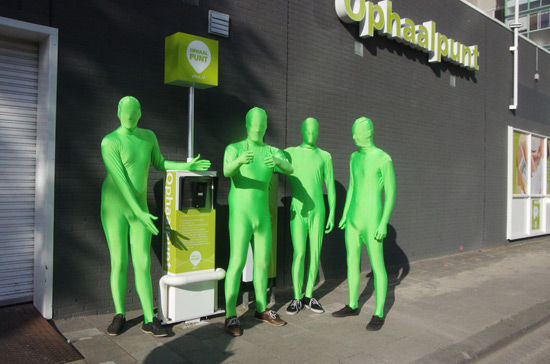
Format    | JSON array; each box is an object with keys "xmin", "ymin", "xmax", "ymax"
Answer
[{"xmin": 2, "ymin": 0, "xmax": 550, "ymax": 318}]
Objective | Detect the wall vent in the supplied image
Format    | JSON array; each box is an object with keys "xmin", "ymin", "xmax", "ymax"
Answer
[{"xmin": 209, "ymin": 10, "xmax": 230, "ymax": 38}]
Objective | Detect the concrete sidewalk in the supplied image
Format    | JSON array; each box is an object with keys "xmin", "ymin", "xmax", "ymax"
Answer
[{"xmin": 54, "ymin": 238, "xmax": 550, "ymax": 364}]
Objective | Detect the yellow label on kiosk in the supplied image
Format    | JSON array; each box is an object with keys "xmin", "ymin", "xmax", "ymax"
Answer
[{"xmin": 165, "ymin": 210, "xmax": 216, "ymax": 274}]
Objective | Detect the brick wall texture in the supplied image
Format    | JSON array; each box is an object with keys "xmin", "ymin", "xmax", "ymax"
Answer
[{"xmin": 1, "ymin": 0, "xmax": 549, "ymax": 318}]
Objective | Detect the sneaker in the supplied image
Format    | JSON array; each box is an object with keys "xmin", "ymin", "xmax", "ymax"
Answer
[
  {"xmin": 332, "ymin": 305, "xmax": 359, "ymax": 317},
  {"xmin": 286, "ymin": 299, "xmax": 303, "ymax": 315},
  {"xmin": 141, "ymin": 317, "xmax": 169, "ymax": 337},
  {"xmin": 224, "ymin": 316, "xmax": 242, "ymax": 337},
  {"xmin": 303, "ymin": 297, "xmax": 325, "ymax": 314},
  {"xmin": 107, "ymin": 314, "xmax": 126, "ymax": 336},
  {"xmin": 366, "ymin": 315, "xmax": 385, "ymax": 331},
  {"xmin": 254, "ymin": 310, "xmax": 287, "ymax": 326}
]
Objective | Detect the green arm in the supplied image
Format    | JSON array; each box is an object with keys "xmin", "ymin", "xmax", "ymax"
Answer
[
  {"xmin": 223, "ymin": 144, "xmax": 252, "ymax": 178},
  {"xmin": 266, "ymin": 147, "xmax": 293, "ymax": 174},
  {"xmin": 101, "ymin": 136, "xmax": 158, "ymax": 234},
  {"xmin": 375, "ymin": 159, "xmax": 396, "ymax": 240},
  {"xmin": 325, "ymin": 155, "xmax": 336, "ymax": 233},
  {"xmin": 271, "ymin": 148, "xmax": 294, "ymax": 175},
  {"xmin": 150, "ymin": 133, "xmax": 211, "ymax": 171},
  {"xmin": 339, "ymin": 153, "xmax": 355, "ymax": 229},
  {"xmin": 164, "ymin": 155, "xmax": 211, "ymax": 171}
]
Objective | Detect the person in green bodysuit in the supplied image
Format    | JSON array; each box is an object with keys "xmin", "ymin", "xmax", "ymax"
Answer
[
  {"xmin": 332, "ymin": 117, "xmax": 396, "ymax": 331},
  {"xmin": 223, "ymin": 107, "xmax": 294, "ymax": 337},
  {"xmin": 101, "ymin": 96, "xmax": 210, "ymax": 337},
  {"xmin": 284, "ymin": 118, "xmax": 336, "ymax": 315}
]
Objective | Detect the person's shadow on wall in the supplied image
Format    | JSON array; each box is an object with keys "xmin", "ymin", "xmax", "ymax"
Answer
[{"xmin": 357, "ymin": 224, "xmax": 409, "ymax": 317}]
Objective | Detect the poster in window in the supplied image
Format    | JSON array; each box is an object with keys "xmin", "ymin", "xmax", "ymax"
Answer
[
  {"xmin": 532, "ymin": 199, "xmax": 541, "ymax": 231},
  {"xmin": 531, "ymin": 136, "xmax": 544, "ymax": 195},
  {"xmin": 513, "ymin": 131, "xmax": 528, "ymax": 194}
]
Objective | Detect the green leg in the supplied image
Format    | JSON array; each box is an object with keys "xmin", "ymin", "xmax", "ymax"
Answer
[
  {"xmin": 101, "ymin": 210, "xmax": 129, "ymax": 318},
  {"xmin": 304, "ymin": 212, "xmax": 324, "ymax": 298},
  {"xmin": 252, "ymin": 220, "xmax": 272, "ymax": 313},
  {"xmin": 345, "ymin": 226, "xmax": 362, "ymax": 310},
  {"xmin": 366, "ymin": 236, "xmax": 387, "ymax": 318},
  {"xmin": 290, "ymin": 213, "xmax": 308, "ymax": 300},
  {"xmin": 225, "ymin": 216, "xmax": 252, "ymax": 318},
  {"xmin": 129, "ymin": 219, "xmax": 154, "ymax": 324}
]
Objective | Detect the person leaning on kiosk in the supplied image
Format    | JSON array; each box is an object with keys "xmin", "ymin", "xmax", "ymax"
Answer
[{"xmin": 100, "ymin": 96, "xmax": 210, "ymax": 337}]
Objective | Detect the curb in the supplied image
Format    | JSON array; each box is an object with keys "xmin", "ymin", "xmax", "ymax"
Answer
[{"xmin": 410, "ymin": 300, "xmax": 550, "ymax": 364}]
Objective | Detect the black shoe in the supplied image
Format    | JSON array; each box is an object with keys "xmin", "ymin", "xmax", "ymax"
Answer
[
  {"xmin": 366, "ymin": 315, "xmax": 385, "ymax": 331},
  {"xmin": 332, "ymin": 305, "xmax": 359, "ymax": 317},
  {"xmin": 107, "ymin": 314, "xmax": 126, "ymax": 336},
  {"xmin": 224, "ymin": 316, "xmax": 243, "ymax": 337},
  {"xmin": 141, "ymin": 317, "xmax": 169, "ymax": 337},
  {"xmin": 286, "ymin": 299, "xmax": 303, "ymax": 315},
  {"xmin": 303, "ymin": 297, "xmax": 324, "ymax": 314}
]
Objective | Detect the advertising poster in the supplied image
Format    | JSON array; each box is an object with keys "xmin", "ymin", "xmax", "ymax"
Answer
[
  {"xmin": 547, "ymin": 139, "xmax": 550, "ymax": 195},
  {"xmin": 513, "ymin": 131, "xmax": 528, "ymax": 195},
  {"xmin": 532, "ymin": 199, "xmax": 541, "ymax": 231},
  {"xmin": 531, "ymin": 136, "xmax": 544, "ymax": 195}
]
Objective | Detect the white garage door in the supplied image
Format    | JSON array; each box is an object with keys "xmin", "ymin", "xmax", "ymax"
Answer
[{"xmin": 0, "ymin": 34, "xmax": 39, "ymax": 305}]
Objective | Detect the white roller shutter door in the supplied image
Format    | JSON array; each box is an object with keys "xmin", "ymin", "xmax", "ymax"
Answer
[{"xmin": 0, "ymin": 35, "xmax": 39, "ymax": 305}]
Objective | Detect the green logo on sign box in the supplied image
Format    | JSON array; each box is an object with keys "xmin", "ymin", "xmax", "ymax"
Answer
[{"xmin": 165, "ymin": 32, "xmax": 219, "ymax": 89}]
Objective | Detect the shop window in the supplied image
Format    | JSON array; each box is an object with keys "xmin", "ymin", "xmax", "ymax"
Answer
[{"xmin": 508, "ymin": 128, "xmax": 550, "ymax": 240}]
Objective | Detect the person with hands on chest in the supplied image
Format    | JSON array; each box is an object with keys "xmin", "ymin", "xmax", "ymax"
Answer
[{"xmin": 223, "ymin": 107, "xmax": 293, "ymax": 337}]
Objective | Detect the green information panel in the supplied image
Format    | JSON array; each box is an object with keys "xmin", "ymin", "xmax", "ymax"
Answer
[
  {"xmin": 532, "ymin": 199, "xmax": 541, "ymax": 231},
  {"xmin": 165, "ymin": 209, "xmax": 216, "ymax": 274},
  {"xmin": 165, "ymin": 32, "xmax": 218, "ymax": 89},
  {"xmin": 163, "ymin": 171, "xmax": 217, "ymax": 274}
]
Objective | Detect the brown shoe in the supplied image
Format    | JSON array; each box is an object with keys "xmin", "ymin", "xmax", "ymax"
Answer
[
  {"xmin": 224, "ymin": 316, "xmax": 242, "ymax": 336},
  {"xmin": 254, "ymin": 310, "xmax": 286, "ymax": 326}
]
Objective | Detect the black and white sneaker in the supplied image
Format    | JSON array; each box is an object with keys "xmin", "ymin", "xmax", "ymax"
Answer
[
  {"xmin": 286, "ymin": 299, "xmax": 303, "ymax": 315},
  {"xmin": 303, "ymin": 297, "xmax": 325, "ymax": 314},
  {"xmin": 107, "ymin": 314, "xmax": 126, "ymax": 336},
  {"xmin": 141, "ymin": 317, "xmax": 169, "ymax": 337}
]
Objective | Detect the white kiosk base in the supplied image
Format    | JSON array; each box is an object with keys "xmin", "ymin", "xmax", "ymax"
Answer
[{"xmin": 159, "ymin": 268, "xmax": 225, "ymax": 324}]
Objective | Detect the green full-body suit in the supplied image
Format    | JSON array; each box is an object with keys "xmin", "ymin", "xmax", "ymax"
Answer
[
  {"xmin": 339, "ymin": 117, "xmax": 396, "ymax": 318},
  {"xmin": 224, "ymin": 107, "xmax": 293, "ymax": 318},
  {"xmin": 101, "ymin": 96, "xmax": 210, "ymax": 323},
  {"xmin": 284, "ymin": 118, "xmax": 336, "ymax": 301}
]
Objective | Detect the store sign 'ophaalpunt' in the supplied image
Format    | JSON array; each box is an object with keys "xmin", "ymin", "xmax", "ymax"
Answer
[{"xmin": 335, "ymin": 0, "xmax": 479, "ymax": 71}]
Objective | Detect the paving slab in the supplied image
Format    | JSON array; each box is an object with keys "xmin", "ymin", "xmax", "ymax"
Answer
[{"xmin": 52, "ymin": 238, "xmax": 550, "ymax": 364}]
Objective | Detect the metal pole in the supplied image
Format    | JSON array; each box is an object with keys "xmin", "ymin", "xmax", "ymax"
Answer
[
  {"xmin": 509, "ymin": 0, "xmax": 520, "ymax": 110},
  {"xmin": 188, "ymin": 86, "xmax": 195, "ymax": 161}
]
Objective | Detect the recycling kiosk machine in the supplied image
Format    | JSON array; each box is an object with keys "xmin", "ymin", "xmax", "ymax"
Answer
[{"xmin": 159, "ymin": 170, "xmax": 225, "ymax": 324}]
